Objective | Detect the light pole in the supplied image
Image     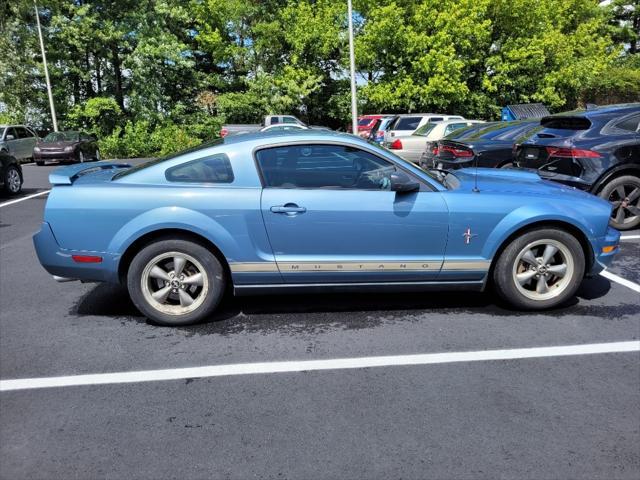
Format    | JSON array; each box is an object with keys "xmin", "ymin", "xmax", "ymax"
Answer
[
  {"xmin": 34, "ymin": 0, "xmax": 58, "ymax": 131},
  {"xmin": 347, "ymin": 0, "xmax": 358, "ymax": 135}
]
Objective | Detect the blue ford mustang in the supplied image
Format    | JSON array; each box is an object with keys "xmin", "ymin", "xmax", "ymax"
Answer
[{"xmin": 34, "ymin": 131, "xmax": 620, "ymax": 325}]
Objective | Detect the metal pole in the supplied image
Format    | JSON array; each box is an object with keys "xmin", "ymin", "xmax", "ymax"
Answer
[
  {"xmin": 347, "ymin": 0, "xmax": 358, "ymax": 135},
  {"xmin": 34, "ymin": 1, "xmax": 58, "ymax": 131}
]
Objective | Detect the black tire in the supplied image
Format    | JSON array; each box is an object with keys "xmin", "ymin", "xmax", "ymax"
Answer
[
  {"xmin": 35, "ymin": 161, "xmax": 44, "ymax": 166},
  {"xmin": 493, "ymin": 228, "xmax": 585, "ymax": 310},
  {"xmin": 598, "ymin": 175, "xmax": 640, "ymax": 231},
  {"xmin": 3, "ymin": 165, "xmax": 22, "ymax": 195},
  {"xmin": 127, "ymin": 239, "xmax": 225, "ymax": 326}
]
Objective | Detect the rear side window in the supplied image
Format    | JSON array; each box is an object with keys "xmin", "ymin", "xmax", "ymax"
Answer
[
  {"xmin": 429, "ymin": 117, "xmax": 443, "ymax": 122},
  {"xmin": 283, "ymin": 116, "xmax": 298, "ymax": 124},
  {"xmin": 358, "ymin": 118, "xmax": 373, "ymax": 126},
  {"xmin": 540, "ymin": 116, "xmax": 591, "ymax": 130},
  {"xmin": 256, "ymin": 144, "xmax": 396, "ymax": 190},
  {"xmin": 444, "ymin": 123, "xmax": 468, "ymax": 135},
  {"xmin": 394, "ymin": 117, "xmax": 422, "ymax": 130},
  {"xmin": 165, "ymin": 154, "xmax": 234, "ymax": 183},
  {"xmin": 615, "ymin": 114, "xmax": 640, "ymax": 133}
]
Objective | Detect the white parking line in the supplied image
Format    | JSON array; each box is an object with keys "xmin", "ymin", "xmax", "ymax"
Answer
[
  {"xmin": 1, "ymin": 341, "xmax": 638, "ymax": 392},
  {"xmin": 0, "ymin": 190, "xmax": 50, "ymax": 208},
  {"xmin": 620, "ymin": 235, "xmax": 640, "ymax": 241},
  {"xmin": 600, "ymin": 270, "xmax": 640, "ymax": 294}
]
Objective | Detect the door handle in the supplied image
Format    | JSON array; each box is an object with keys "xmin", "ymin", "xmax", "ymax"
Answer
[{"xmin": 270, "ymin": 204, "xmax": 307, "ymax": 214}]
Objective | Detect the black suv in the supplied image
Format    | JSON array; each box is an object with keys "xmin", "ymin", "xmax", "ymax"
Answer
[
  {"xmin": 0, "ymin": 151, "xmax": 23, "ymax": 195},
  {"xmin": 515, "ymin": 104, "xmax": 640, "ymax": 230}
]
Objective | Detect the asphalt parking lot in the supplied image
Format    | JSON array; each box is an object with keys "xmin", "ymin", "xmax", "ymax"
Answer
[{"xmin": 1, "ymin": 162, "xmax": 639, "ymax": 480}]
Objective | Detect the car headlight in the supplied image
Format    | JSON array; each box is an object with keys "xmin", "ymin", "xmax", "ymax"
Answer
[
  {"xmin": 64, "ymin": 146, "xmax": 74, "ymax": 152},
  {"xmin": 34, "ymin": 146, "xmax": 40, "ymax": 152}
]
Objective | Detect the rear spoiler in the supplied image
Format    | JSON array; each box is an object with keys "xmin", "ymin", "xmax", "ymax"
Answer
[{"xmin": 49, "ymin": 162, "xmax": 131, "ymax": 185}]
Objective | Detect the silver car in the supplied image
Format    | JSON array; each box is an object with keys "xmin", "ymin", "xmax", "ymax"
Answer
[
  {"xmin": 387, "ymin": 120, "xmax": 485, "ymax": 163},
  {"xmin": 0, "ymin": 125, "xmax": 39, "ymax": 161},
  {"xmin": 383, "ymin": 114, "xmax": 465, "ymax": 145}
]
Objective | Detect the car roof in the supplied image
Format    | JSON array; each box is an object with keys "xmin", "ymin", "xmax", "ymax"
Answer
[{"xmin": 548, "ymin": 103, "xmax": 639, "ymax": 119}]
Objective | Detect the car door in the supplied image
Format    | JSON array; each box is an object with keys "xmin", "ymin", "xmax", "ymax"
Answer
[
  {"xmin": 21, "ymin": 127, "xmax": 38, "ymax": 157},
  {"xmin": 13, "ymin": 127, "xmax": 30, "ymax": 159},
  {"xmin": 256, "ymin": 143, "xmax": 449, "ymax": 283},
  {"xmin": 3, "ymin": 128, "xmax": 18, "ymax": 157}
]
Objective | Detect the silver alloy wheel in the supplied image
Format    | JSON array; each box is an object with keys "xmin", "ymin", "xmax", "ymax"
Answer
[
  {"xmin": 140, "ymin": 251, "xmax": 209, "ymax": 316},
  {"xmin": 609, "ymin": 184, "xmax": 640, "ymax": 227},
  {"xmin": 79, "ymin": 151, "xmax": 85, "ymax": 163},
  {"xmin": 512, "ymin": 239, "xmax": 574, "ymax": 301},
  {"xmin": 6, "ymin": 168, "xmax": 21, "ymax": 193}
]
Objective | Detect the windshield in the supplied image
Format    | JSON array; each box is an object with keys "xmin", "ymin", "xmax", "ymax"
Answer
[
  {"xmin": 113, "ymin": 138, "xmax": 224, "ymax": 179},
  {"xmin": 43, "ymin": 131, "xmax": 79, "ymax": 142},
  {"xmin": 413, "ymin": 123, "xmax": 438, "ymax": 137}
]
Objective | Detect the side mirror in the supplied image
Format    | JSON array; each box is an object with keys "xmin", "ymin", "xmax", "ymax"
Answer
[
  {"xmin": 389, "ymin": 171, "xmax": 420, "ymax": 193},
  {"xmin": 5, "ymin": 135, "xmax": 15, "ymax": 140}
]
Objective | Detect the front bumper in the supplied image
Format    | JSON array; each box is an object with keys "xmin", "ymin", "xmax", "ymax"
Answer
[
  {"xmin": 589, "ymin": 226, "xmax": 621, "ymax": 274},
  {"xmin": 33, "ymin": 222, "xmax": 120, "ymax": 283},
  {"xmin": 33, "ymin": 150, "xmax": 76, "ymax": 161}
]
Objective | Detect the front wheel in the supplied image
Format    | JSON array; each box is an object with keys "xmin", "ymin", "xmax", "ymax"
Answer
[
  {"xmin": 493, "ymin": 228, "xmax": 585, "ymax": 310},
  {"xmin": 599, "ymin": 175, "xmax": 640, "ymax": 231},
  {"xmin": 127, "ymin": 239, "xmax": 225, "ymax": 326},
  {"xmin": 3, "ymin": 165, "xmax": 22, "ymax": 195}
]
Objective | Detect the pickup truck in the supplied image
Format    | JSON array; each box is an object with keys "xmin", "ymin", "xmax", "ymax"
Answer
[{"xmin": 220, "ymin": 115, "xmax": 306, "ymax": 137}]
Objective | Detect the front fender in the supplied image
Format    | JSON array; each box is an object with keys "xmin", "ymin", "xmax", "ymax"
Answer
[{"xmin": 481, "ymin": 203, "xmax": 600, "ymax": 260}]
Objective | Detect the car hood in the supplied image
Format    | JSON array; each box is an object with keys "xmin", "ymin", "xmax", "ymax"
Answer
[{"xmin": 452, "ymin": 167, "xmax": 595, "ymax": 199}]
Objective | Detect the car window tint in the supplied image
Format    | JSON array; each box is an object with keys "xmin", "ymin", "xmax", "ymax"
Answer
[
  {"xmin": 615, "ymin": 114, "xmax": 640, "ymax": 133},
  {"xmin": 256, "ymin": 144, "xmax": 396, "ymax": 190},
  {"xmin": 14, "ymin": 127, "xmax": 28, "ymax": 138},
  {"xmin": 429, "ymin": 117, "xmax": 443, "ymax": 122},
  {"xmin": 271, "ymin": 117, "xmax": 280, "ymax": 125},
  {"xmin": 282, "ymin": 117, "xmax": 297, "ymax": 124},
  {"xmin": 394, "ymin": 117, "xmax": 421, "ymax": 130},
  {"xmin": 165, "ymin": 154, "xmax": 234, "ymax": 183}
]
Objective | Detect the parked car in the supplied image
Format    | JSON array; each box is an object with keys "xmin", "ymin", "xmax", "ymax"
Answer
[
  {"xmin": 221, "ymin": 115, "xmax": 307, "ymax": 137},
  {"xmin": 348, "ymin": 114, "xmax": 386, "ymax": 138},
  {"xmin": 383, "ymin": 114, "xmax": 465, "ymax": 145},
  {"xmin": 388, "ymin": 120, "xmax": 485, "ymax": 163},
  {"xmin": 422, "ymin": 121, "xmax": 540, "ymax": 170},
  {"xmin": 367, "ymin": 116, "xmax": 395, "ymax": 145},
  {"xmin": 260, "ymin": 124, "xmax": 308, "ymax": 132},
  {"xmin": 34, "ymin": 131, "xmax": 619, "ymax": 326},
  {"xmin": 419, "ymin": 122, "xmax": 497, "ymax": 168},
  {"xmin": 33, "ymin": 131, "xmax": 100, "ymax": 166},
  {"xmin": 515, "ymin": 104, "xmax": 640, "ymax": 230},
  {"xmin": 0, "ymin": 125, "xmax": 39, "ymax": 162},
  {"xmin": 0, "ymin": 152, "xmax": 23, "ymax": 195}
]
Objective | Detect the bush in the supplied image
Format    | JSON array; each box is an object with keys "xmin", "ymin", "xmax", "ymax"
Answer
[
  {"xmin": 66, "ymin": 97, "xmax": 122, "ymax": 137},
  {"xmin": 581, "ymin": 66, "xmax": 640, "ymax": 105},
  {"xmin": 98, "ymin": 120, "xmax": 211, "ymax": 159}
]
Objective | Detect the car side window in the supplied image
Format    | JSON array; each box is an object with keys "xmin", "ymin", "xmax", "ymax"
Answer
[
  {"xmin": 4, "ymin": 128, "xmax": 17, "ymax": 140},
  {"xmin": 271, "ymin": 117, "xmax": 280, "ymax": 125},
  {"xmin": 165, "ymin": 154, "xmax": 234, "ymax": 184},
  {"xmin": 256, "ymin": 144, "xmax": 397, "ymax": 190},
  {"xmin": 14, "ymin": 127, "xmax": 28, "ymax": 138},
  {"xmin": 282, "ymin": 116, "xmax": 298, "ymax": 124},
  {"xmin": 429, "ymin": 117, "xmax": 443, "ymax": 123},
  {"xmin": 615, "ymin": 114, "xmax": 640, "ymax": 133}
]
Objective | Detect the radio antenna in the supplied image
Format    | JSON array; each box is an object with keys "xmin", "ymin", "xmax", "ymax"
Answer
[{"xmin": 472, "ymin": 152, "xmax": 480, "ymax": 193}]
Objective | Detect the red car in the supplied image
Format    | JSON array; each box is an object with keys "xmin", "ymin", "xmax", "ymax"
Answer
[{"xmin": 348, "ymin": 114, "xmax": 386, "ymax": 138}]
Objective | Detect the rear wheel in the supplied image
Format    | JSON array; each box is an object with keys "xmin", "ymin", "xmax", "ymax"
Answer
[
  {"xmin": 599, "ymin": 175, "xmax": 640, "ymax": 231},
  {"xmin": 127, "ymin": 239, "xmax": 225, "ymax": 326},
  {"xmin": 3, "ymin": 165, "xmax": 22, "ymax": 194},
  {"xmin": 493, "ymin": 228, "xmax": 585, "ymax": 310}
]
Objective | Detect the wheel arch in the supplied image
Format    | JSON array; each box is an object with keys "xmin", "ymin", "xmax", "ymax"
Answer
[
  {"xmin": 590, "ymin": 164, "xmax": 640, "ymax": 194},
  {"xmin": 117, "ymin": 228, "xmax": 232, "ymax": 285},
  {"xmin": 488, "ymin": 220, "xmax": 594, "ymax": 281}
]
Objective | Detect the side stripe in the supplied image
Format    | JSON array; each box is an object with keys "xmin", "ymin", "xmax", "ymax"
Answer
[{"xmin": 230, "ymin": 260, "xmax": 491, "ymax": 274}]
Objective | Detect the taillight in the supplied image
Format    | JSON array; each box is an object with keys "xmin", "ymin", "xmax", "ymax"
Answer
[
  {"xmin": 220, "ymin": 128, "xmax": 229, "ymax": 138},
  {"xmin": 440, "ymin": 145, "xmax": 473, "ymax": 157},
  {"xmin": 545, "ymin": 147, "xmax": 601, "ymax": 158},
  {"xmin": 72, "ymin": 255, "xmax": 103, "ymax": 263},
  {"xmin": 390, "ymin": 139, "xmax": 403, "ymax": 150},
  {"xmin": 431, "ymin": 144, "xmax": 439, "ymax": 155}
]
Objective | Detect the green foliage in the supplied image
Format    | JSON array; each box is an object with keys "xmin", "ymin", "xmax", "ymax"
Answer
[
  {"xmin": 66, "ymin": 97, "xmax": 122, "ymax": 136},
  {"xmin": 1, "ymin": 0, "xmax": 637, "ymax": 144}
]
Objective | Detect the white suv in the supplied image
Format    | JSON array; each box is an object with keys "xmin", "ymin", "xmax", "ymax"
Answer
[
  {"xmin": 383, "ymin": 114, "xmax": 464, "ymax": 146},
  {"xmin": 0, "ymin": 125, "xmax": 39, "ymax": 161}
]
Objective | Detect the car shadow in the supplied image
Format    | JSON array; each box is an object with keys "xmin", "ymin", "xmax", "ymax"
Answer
[{"xmin": 70, "ymin": 275, "xmax": 621, "ymax": 331}]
